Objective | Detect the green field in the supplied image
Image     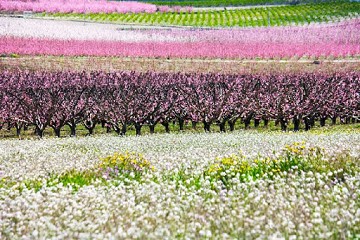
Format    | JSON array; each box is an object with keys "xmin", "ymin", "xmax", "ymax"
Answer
[
  {"xmin": 43, "ymin": 2, "xmax": 360, "ymax": 27},
  {"xmin": 126, "ymin": 0, "xmax": 337, "ymax": 7}
]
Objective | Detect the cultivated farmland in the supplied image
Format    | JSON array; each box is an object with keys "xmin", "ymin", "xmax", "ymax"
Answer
[{"xmin": 41, "ymin": 2, "xmax": 360, "ymax": 27}]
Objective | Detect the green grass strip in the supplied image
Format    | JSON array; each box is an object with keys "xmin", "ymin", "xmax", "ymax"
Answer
[{"xmin": 130, "ymin": 0, "xmax": 342, "ymax": 7}]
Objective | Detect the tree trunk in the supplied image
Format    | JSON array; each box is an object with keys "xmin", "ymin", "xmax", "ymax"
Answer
[
  {"xmin": 53, "ymin": 127, "xmax": 61, "ymax": 138},
  {"xmin": 67, "ymin": 120, "xmax": 77, "ymax": 137},
  {"xmin": 15, "ymin": 122, "xmax": 23, "ymax": 137},
  {"xmin": 263, "ymin": 118, "xmax": 269, "ymax": 128},
  {"xmin": 203, "ymin": 121, "xmax": 211, "ymax": 132},
  {"xmin": 254, "ymin": 119, "xmax": 260, "ymax": 128},
  {"xmin": 149, "ymin": 124, "xmax": 155, "ymax": 134},
  {"xmin": 101, "ymin": 119, "xmax": 106, "ymax": 128},
  {"xmin": 121, "ymin": 124, "xmax": 127, "ymax": 136},
  {"xmin": 320, "ymin": 117, "xmax": 326, "ymax": 127},
  {"xmin": 23, "ymin": 124, "xmax": 28, "ymax": 131},
  {"xmin": 228, "ymin": 119, "xmax": 236, "ymax": 131},
  {"xmin": 244, "ymin": 118, "xmax": 251, "ymax": 129},
  {"xmin": 279, "ymin": 119, "xmax": 287, "ymax": 132},
  {"xmin": 293, "ymin": 117, "xmax": 300, "ymax": 132},
  {"xmin": 218, "ymin": 121, "xmax": 226, "ymax": 132},
  {"xmin": 304, "ymin": 118, "xmax": 311, "ymax": 131},
  {"xmin": 192, "ymin": 121, "xmax": 197, "ymax": 130},
  {"xmin": 113, "ymin": 125, "xmax": 121, "ymax": 135},
  {"xmin": 70, "ymin": 124, "xmax": 76, "ymax": 137},
  {"xmin": 331, "ymin": 116, "xmax": 336, "ymax": 125},
  {"xmin": 7, "ymin": 122, "xmax": 12, "ymax": 131},
  {"xmin": 275, "ymin": 119, "xmax": 279, "ymax": 126},
  {"xmin": 178, "ymin": 118, "xmax": 184, "ymax": 131},
  {"xmin": 87, "ymin": 127, "xmax": 94, "ymax": 135},
  {"xmin": 135, "ymin": 123, "xmax": 142, "ymax": 136},
  {"xmin": 351, "ymin": 117, "xmax": 356, "ymax": 124},
  {"xmin": 310, "ymin": 117, "xmax": 315, "ymax": 127},
  {"xmin": 161, "ymin": 122, "xmax": 170, "ymax": 133},
  {"xmin": 84, "ymin": 120, "xmax": 96, "ymax": 135},
  {"xmin": 16, "ymin": 126, "xmax": 21, "ymax": 137},
  {"xmin": 340, "ymin": 117, "xmax": 346, "ymax": 124},
  {"xmin": 345, "ymin": 117, "xmax": 351, "ymax": 124},
  {"xmin": 35, "ymin": 126, "xmax": 44, "ymax": 138}
]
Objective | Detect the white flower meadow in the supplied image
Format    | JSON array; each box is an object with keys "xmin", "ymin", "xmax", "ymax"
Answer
[
  {"xmin": 0, "ymin": 17, "xmax": 186, "ymax": 42},
  {"xmin": 0, "ymin": 131, "xmax": 359, "ymax": 239},
  {"xmin": 0, "ymin": 131, "xmax": 359, "ymax": 180}
]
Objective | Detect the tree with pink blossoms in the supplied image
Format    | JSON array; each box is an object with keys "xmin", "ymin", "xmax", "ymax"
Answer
[
  {"xmin": 0, "ymin": 0, "xmax": 157, "ymax": 14},
  {"xmin": 180, "ymin": 73, "xmax": 238, "ymax": 132},
  {"xmin": 127, "ymin": 72, "xmax": 174, "ymax": 135}
]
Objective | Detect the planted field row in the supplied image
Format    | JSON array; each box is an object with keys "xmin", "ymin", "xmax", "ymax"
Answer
[
  {"xmin": 0, "ymin": 0, "xmax": 158, "ymax": 14},
  {"xmin": 2, "ymin": 56, "xmax": 360, "ymax": 74},
  {"xmin": 43, "ymin": 2, "xmax": 360, "ymax": 27},
  {"xmin": 131, "ymin": 0, "xmax": 330, "ymax": 7},
  {"xmin": 3, "ymin": 17, "xmax": 358, "ymax": 44},
  {"xmin": 2, "ymin": 37, "xmax": 358, "ymax": 58},
  {"xmin": 2, "ymin": 17, "xmax": 358, "ymax": 58},
  {"xmin": 1, "ymin": 70, "xmax": 358, "ymax": 137}
]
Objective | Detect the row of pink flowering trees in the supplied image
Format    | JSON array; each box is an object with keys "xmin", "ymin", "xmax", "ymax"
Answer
[
  {"xmin": 0, "ymin": 0, "xmax": 192, "ymax": 14},
  {"xmin": 2, "ymin": 37, "xmax": 359, "ymax": 59},
  {"xmin": 0, "ymin": 70, "xmax": 359, "ymax": 137},
  {"xmin": 0, "ymin": 0, "xmax": 157, "ymax": 14},
  {"xmin": 1, "ymin": 19, "xmax": 359, "ymax": 58}
]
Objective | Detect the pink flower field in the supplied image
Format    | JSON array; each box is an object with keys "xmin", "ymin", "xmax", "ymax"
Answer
[
  {"xmin": 1, "ymin": 37, "xmax": 359, "ymax": 59},
  {"xmin": 1, "ymin": 18, "xmax": 359, "ymax": 59},
  {"xmin": 0, "ymin": 0, "xmax": 157, "ymax": 14}
]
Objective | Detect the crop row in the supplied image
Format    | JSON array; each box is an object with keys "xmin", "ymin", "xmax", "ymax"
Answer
[
  {"xmin": 2, "ymin": 56, "xmax": 360, "ymax": 74},
  {"xmin": 2, "ymin": 17, "xmax": 358, "ymax": 49},
  {"xmin": 4, "ymin": 17, "xmax": 359, "ymax": 43},
  {"xmin": 2, "ymin": 37, "xmax": 358, "ymax": 59},
  {"xmin": 130, "ymin": 0, "xmax": 331, "ymax": 7},
  {"xmin": 44, "ymin": 2, "xmax": 360, "ymax": 27},
  {"xmin": 0, "ymin": 70, "xmax": 358, "ymax": 137}
]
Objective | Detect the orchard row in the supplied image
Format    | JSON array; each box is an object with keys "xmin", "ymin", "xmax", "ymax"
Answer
[
  {"xmin": 2, "ymin": 18, "xmax": 358, "ymax": 59},
  {"xmin": 133, "ymin": 0, "xmax": 329, "ymax": 7},
  {"xmin": 2, "ymin": 37, "xmax": 358, "ymax": 59},
  {"xmin": 0, "ymin": 70, "xmax": 359, "ymax": 137}
]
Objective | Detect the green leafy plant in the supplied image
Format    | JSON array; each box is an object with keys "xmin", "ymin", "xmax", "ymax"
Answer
[
  {"xmin": 205, "ymin": 142, "xmax": 359, "ymax": 189},
  {"xmin": 98, "ymin": 151, "xmax": 154, "ymax": 181},
  {"xmin": 0, "ymin": 152, "xmax": 154, "ymax": 192}
]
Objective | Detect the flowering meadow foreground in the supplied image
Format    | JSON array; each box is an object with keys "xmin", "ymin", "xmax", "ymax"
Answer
[{"xmin": 0, "ymin": 130, "xmax": 360, "ymax": 239}]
